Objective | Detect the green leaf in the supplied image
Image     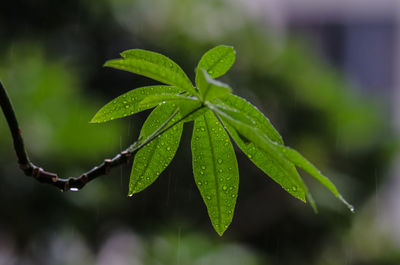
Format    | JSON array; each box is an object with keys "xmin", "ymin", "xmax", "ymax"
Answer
[
  {"xmin": 195, "ymin": 45, "xmax": 236, "ymax": 87},
  {"xmin": 139, "ymin": 93, "xmax": 198, "ymax": 107},
  {"xmin": 213, "ymin": 104, "xmax": 308, "ymax": 202},
  {"xmin": 129, "ymin": 103, "xmax": 183, "ymax": 194},
  {"xmin": 90, "ymin": 86, "xmax": 182, "ymax": 123},
  {"xmin": 105, "ymin": 49, "xmax": 198, "ymax": 96},
  {"xmin": 218, "ymin": 94, "xmax": 283, "ymax": 144},
  {"xmin": 197, "ymin": 69, "xmax": 232, "ymax": 102},
  {"xmin": 191, "ymin": 110, "xmax": 239, "ymax": 236},
  {"xmin": 276, "ymin": 145, "xmax": 354, "ymax": 212},
  {"xmin": 139, "ymin": 93, "xmax": 205, "ymax": 122}
]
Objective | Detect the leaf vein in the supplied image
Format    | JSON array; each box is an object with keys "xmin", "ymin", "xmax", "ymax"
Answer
[{"xmin": 204, "ymin": 115, "xmax": 222, "ymax": 228}]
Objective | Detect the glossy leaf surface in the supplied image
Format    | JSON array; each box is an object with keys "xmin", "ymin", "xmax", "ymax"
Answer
[
  {"xmin": 91, "ymin": 45, "xmax": 354, "ymax": 236},
  {"xmin": 91, "ymin": 86, "xmax": 181, "ymax": 123},
  {"xmin": 139, "ymin": 93, "xmax": 198, "ymax": 107},
  {"xmin": 195, "ymin": 45, "xmax": 236, "ymax": 87},
  {"xmin": 105, "ymin": 49, "xmax": 198, "ymax": 96},
  {"xmin": 197, "ymin": 69, "xmax": 232, "ymax": 102},
  {"xmin": 218, "ymin": 94, "xmax": 283, "ymax": 144},
  {"xmin": 129, "ymin": 103, "xmax": 183, "ymax": 194},
  {"xmin": 191, "ymin": 110, "xmax": 239, "ymax": 236},
  {"xmin": 276, "ymin": 145, "xmax": 354, "ymax": 211},
  {"xmin": 212, "ymin": 104, "xmax": 308, "ymax": 202}
]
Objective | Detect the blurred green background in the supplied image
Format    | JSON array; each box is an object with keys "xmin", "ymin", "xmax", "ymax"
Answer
[{"xmin": 1, "ymin": 0, "xmax": 399, "ymax": 264}]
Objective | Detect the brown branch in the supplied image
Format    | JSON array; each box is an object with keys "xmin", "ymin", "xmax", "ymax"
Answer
[{"xmin": 0, "ymin": 80, "xmax": 202, "ymax": 192}]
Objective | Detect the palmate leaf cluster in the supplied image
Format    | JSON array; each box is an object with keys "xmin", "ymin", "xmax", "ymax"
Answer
[{"xmin": 91, "ymin": 45, "xmax": 353, "ymax": 236}]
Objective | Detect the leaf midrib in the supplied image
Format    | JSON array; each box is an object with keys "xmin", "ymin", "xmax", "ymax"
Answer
[
  {"xmin": 118, "ymin": 58, "xmax": 192, "ymax": 88},
  {"xmin": 131, "ymin": 138, "xmax": 159, "ymax": 191},
  {"xmin": 204, "ymin": 115, "xmax": 222, "ymax": 228},
  {"xmin": 206, "ymin": 48, "xmax": 232, "ymax": 75}
]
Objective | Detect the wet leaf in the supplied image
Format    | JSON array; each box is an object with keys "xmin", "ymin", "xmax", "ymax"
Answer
[
  {"xmin": 276, "ymin": 145, "xmax": 354, "ymax": 212},
  {"xmin": 195, "ymin": 45, "xmax": 236, "ymax": 87},
  {"xmin": 129, "ymin": 103, "xmax": 183, "ymax": 194},
  {"xmin": 191, "ymin": 110, "xmax": 239, "ymax": 236},
  {"xmin": 105, "ymin": 49, "xmax": 198, "ymax": 96},
  {"xmin": 197, "ymin": 69, "xmax": 232, "ymax": 102},
  {"xmin": 91, "ymin": 45, "xmax": 354, "ymax": 236},
  {"xmin": 218, "ymin": 94, "xmax": 283, "ymax": 144},
  {"xmin": 90, "ymin": 86, "xmax": 181, "ymax": 123},
  {"xmin": 212, "ymin": 103, "xmax": 308, "ymax": 203},
  {"xmin": 139, "ymin": 93, "xmax": 198, "ymax": 107}
]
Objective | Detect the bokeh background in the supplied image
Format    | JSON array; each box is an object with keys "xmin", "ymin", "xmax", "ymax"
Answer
[{"xmin": 1, "ymin": 0, "xmax": 400, "ymax": 264}]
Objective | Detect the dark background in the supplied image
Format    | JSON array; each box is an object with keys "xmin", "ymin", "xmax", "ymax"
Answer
[{"xmin": 0, "ymin": 0, "xmax": 399, "ymax": 264}]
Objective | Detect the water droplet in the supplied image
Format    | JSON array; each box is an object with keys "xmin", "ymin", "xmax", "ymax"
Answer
[
  {"xmin": 128, "ymin": 194, "xmax": 133, "ymax": 197},
  {"xmin": 207, "ymin": 196, "xmax": 212, "ymax": 200},
  {"xmin": 69, "ymin": 187, "xmax": 79, "ymax": 191},
  {"xmin": 197, "ymin": 181, "xmax": 202, "ymax": 186},
  {"xmin": 248, "ymin": 154, "xmax": 253, "ymax": 159},
  {"xmin": 292, "ymin": 186, "xmax": 297, "ymax": 192},
  {"xmin": 200, "ymin": 171, "xmax": 204, "ymax": 175},
  {"xmin": 166, "ymin": 147, "xmax": 171, "ymax": 151},
  {"xmin": 201, "ymin": 127, "xmax": 205, "ymax": 132},
  {"xmin": 231, "ymin": 194, "xmax": 236, "ymax": 198},
  {"xmin": 222, "ymin": 186, "xmax": 227, "ymax": 191},
  {"xmin": 201, "ymin": 165, "xmax": 206, "ymax": 170},
  {"xmin": 217, "ymin": 159, "xmax": 223, "ymax": 164}
]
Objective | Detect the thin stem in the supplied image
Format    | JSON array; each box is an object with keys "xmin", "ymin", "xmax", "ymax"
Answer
[
  {"xmin": 0, "ymin": 81, "xmax": 30, "ymax": 167},
  {"xmin": 0, "ymin": 81, "xmax": 203, "ymax": 192}
]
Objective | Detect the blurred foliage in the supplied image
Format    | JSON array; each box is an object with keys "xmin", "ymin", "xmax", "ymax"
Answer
[
  {"xmin": 0, "ymin": 44, "xmax": 123, "ymax": 165},
  {"xmin": 0, "ymin": 0, "xmax": 398, "ymax": 264}
]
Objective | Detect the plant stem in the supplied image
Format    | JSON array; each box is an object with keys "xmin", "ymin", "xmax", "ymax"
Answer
[{"xmin": 0, "ymin": 81, "xmax": 203, "ymax": 192}]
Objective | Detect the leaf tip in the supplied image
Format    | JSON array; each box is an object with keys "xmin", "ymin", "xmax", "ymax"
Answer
[
  {"xmin": 215, "ymin": 227, "xmax": 226, "ymax": 237},
  {"xmin": 339, "ymin": 195, "xmax": 355, "ymax": 213},
  {"xmin": 89, "ymin": 112, "xmax": 104, "ymax": 123},
  {"xmin": 103, "ymin": 59, "xmax": 120, "ymax": 68},
  {"xmin": 306, "ymin": 193, "xmax": 318, "ymax": 214}
]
